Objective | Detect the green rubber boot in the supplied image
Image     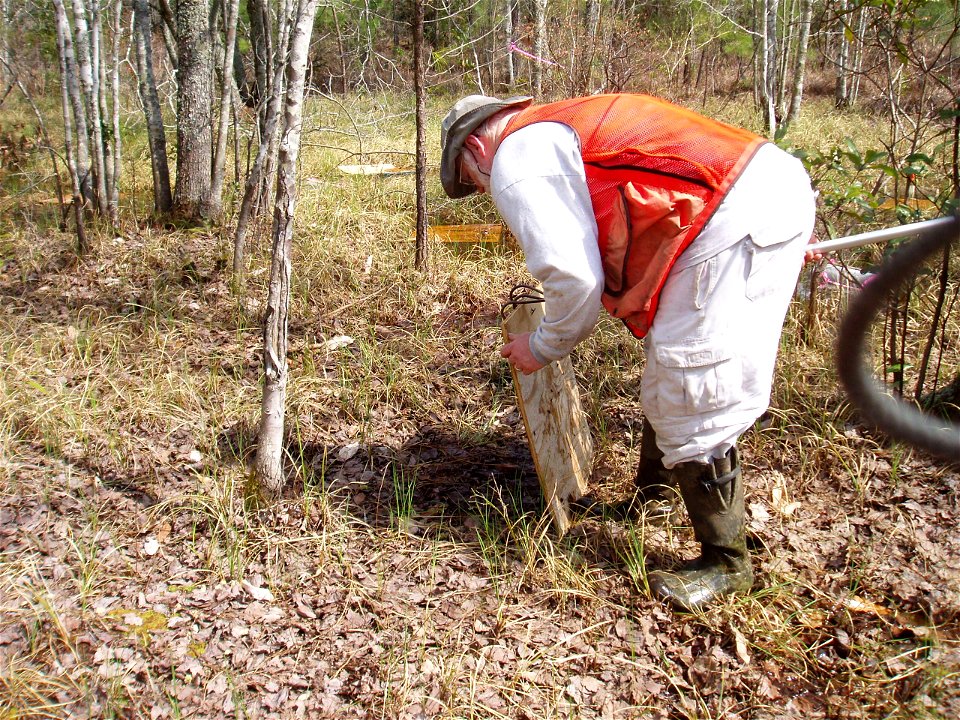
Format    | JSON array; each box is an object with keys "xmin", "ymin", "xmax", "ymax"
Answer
[
  {"xmin": 613, "ymin": 419, "xmax": 680, "ymax": 522},
  {"xmin": 648, "ymin": 447, "xmax": 753, "ymax": 611}
]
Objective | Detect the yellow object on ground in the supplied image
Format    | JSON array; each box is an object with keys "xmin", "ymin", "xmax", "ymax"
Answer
[{"xmin": 337, "ymin": 163, "xmax": 412, "ymax": 175}]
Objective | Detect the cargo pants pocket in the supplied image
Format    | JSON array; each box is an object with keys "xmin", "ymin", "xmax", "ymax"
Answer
[{"xmin": 652, "ymin": 341, "xmax": 742, "ymax": 418}]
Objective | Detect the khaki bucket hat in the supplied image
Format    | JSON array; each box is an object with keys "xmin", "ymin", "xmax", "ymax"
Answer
[{"xmin": 440, "ymin": 94, "xmax": 533, "ymax": 198}]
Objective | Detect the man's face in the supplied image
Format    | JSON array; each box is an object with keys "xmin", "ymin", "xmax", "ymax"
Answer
[
  {"xmin": 459, "ymin": 131, "xmax": 496, "ymax": 195},
  {"xmin": 458, "ymin": 145, "xmax": 489, "ymax": 194}
]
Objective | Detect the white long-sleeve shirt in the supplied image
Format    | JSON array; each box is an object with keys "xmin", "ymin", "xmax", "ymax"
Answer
[
  {"xmin": 488, "ymin": 122, "xmax": 806, "ymax": 366},
  {"xmin": 489, "ymin": 122, "xmax": 603, "ymax": 365}
]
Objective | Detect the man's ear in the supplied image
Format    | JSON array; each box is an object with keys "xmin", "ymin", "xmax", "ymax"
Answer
[{"xmin": 463, "ymin": 134, "xmax": 490, "ymax": 163}]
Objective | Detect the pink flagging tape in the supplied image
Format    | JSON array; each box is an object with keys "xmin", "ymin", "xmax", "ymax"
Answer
[{"xmin": 508, "ymin": 42, "xmax": 559, "ymax": 66}]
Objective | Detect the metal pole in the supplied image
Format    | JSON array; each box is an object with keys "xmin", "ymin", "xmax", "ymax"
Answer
[{"xmin": 807, "ymin": 215, "xmax": 958, "ymax": 254}]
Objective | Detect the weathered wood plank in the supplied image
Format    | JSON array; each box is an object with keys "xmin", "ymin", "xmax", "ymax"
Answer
[{"xmin": 501, "ymin": 300, "xmax": 593, "ymax": 535}]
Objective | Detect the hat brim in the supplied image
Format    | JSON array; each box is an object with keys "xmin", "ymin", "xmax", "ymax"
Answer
[{"xmin": 441, "ymin": 96, "xmax": 533, "ymax": 198}]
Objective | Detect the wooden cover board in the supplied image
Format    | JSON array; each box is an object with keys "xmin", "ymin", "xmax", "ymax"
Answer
[
  {"xmin": 337, "ymin": 163, "xmax": 413, "ymax": 176},
  {"xmin": 501, "ymin": 301, "xmax": 593, "ymax": 535}
]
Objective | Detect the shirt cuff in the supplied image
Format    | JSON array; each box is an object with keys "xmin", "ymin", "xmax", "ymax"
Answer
[{"xmin": 527, "ymin": 331, "xmax": 557, "ymax": 366}]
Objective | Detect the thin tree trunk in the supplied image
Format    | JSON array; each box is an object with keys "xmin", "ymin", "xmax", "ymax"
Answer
[
  {"xmin": 414, "ymin": 0, "xmax": 428, "ymax": 271},
  {"xmin": 173, "ymin": 0, "xmax": 213, "ymax": 222},
  {"xmin": 579, "ymin": 0, "xmax": 599, "ymax": 94},
  {"xmin": 914, "ymin": 244, "xmax": 955, "ymax": 401},
  {"xmin": 331, "ymin": 3, "xmax": 348, "ymax": 93},
  {"xmin": 835, "ymin": 0, "xmax": 850, "ymax": 107},
  {"xmin": 233, "ymin": 0, "xmax": 293, "ymax": 280},
  {"xmin": 53, "ymin": 10, "xmax": 88, "ymax": 253},
  {"xmin": 255, "ymin": 0, "xmax": 321, "ymax": 496},
  {"xmin": 850, "ymin": 4, "xmax": 868, "ymax": 104},
  {"xmin": 0, "ymin": 0, "xmax": 9, "ymax": 87},
  {"xmin": 0, "ymin": 60, "xmax": 67, "ymax": 225},
  {"xmin": 107, "ymin": 0, "xmax": 122, "ymax": 221},
  {"xmin": 776, "ymin": 0, "xmax": 794, "ymax": 113},
  {"xmin": 158, "ymin": 0, "xmax": 179, "ymax": 69},
  {"xmin": 916, "ymin": 107, "xmax": 960, "ymax": 399},
  {"xmin": 53, "ymin": 0, "xmax": 94, "ymax": 208},
  {"xmin": 208, "ymin": 0, "xmax": 240, "ymax": 221},
  {"xmin": 762, "ymin": 0, "xmax": 779, "ymax": 137},
  {"xmin": 249, "ymin": 0, "xmax": 272, "ymax": 127},
  {"xmin": 533, "ymin": 0, "xmax": 547, "ymax": 96},
  {"xmin": 133, "ymin": 0, "xmax": 173, "ymax": 213},
  {"xmin": 93, "ymin": 0, "xmax": 114, "ymax": 218},
  {"xmin": 752, "ymin": 0, "xmax": 761, "ymax": 108},
  {"xmin": 786, "ymin": 0, "xmax": 813, "ymax": 125},
  {"xmin": 71, "ymin": 0, "xmax": 107, "ymax": 215},
  {"xmin": 504, "ymin": 0, "xmax": 515, "ymax": 89}
]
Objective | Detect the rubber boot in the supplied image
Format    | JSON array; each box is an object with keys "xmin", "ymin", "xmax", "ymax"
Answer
[
  {"xmin": 612, "ymin": 419, "xmax": 679, "ymax": 522},
  {"xmin": 648, "ymin": 447, "xmax": 753, "ymax": 612}
]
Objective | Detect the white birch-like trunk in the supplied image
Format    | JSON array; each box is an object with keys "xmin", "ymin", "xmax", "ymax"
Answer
[
  {"xmin": 776, "ymin": 0, "xmax": 794, "ymax": 112},
  {"xmin": 94, "ymin": 0, "xmax": 118, "ymax": 223},
  {"xmin": 835, "ymin": 0, "xmax": 849, "ymax": 107},
  {"xmin": 109, "ymin": 0, "xmax": 122, "ymax": 219},
  {"xmin": 233, "ymin": 0, "xmax": 293, "ymax": 280},
  {"xmin": 786, "ymin": 0, "xmax": 813, "ymax": 124},
  {"xmin": 255, "ymin": 0, "xmax": 321, "ymax": 496},
  {"xmin": 208, "ymin": 0, "xmax": 241, "ymax": 220},
  {"xmin": 71, "ymin": 0, "xmax": 108, "ymax": 215},
  {"xmin": 53, "ymin": 0, "xmax": 94, "ymax": 208},
  {"xmin": 53, "ymin": 5, "xmax": 88, "ymax": 253},
  {"xmin": 850, "ymin": 5, "xmax": 868, "ymax": 104}
]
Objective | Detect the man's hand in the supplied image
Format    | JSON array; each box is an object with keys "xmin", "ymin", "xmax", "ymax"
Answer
[
  {"xmin": 501, "ymin": 332, "xmax": 546, "ymax": 375},
  {"xmin": 804, "ymin": 233, "xmax": 824, "ymax": 264}
]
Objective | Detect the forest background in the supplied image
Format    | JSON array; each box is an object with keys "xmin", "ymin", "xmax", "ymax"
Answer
[{"xmin": 1, "ymin": 1, "xmax": 959, "ymax": 718}]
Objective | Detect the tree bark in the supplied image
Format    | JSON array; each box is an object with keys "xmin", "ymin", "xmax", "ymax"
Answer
[
  {"xmin": 158, "ymin": 0, "xmax": 179, "ymax": 69},
  {"xmin": 503, "ymin": 0, "xmax": 515, "ymax": 89},
  {"xmin": 53, "ymin": 0, "xmax": 94, "ymax": 208},
  {"xmin": 762, "ymin": 0, "xmax": 779, "ymax": 137},
  {"xmin": 53, "ymin": 4, "xmax": 88, "ymax": 253},
  {"xmin": 578, "ymin": 0, "xmax": 599, "ymax": 94},
  {"xmin": 785, "ymin": 0, "xmax": 813, "ymax": 125},
  {"xmin": 133, "ymin": 0, "xmax": 173, "ymax": 213},
  {"xmin": 173, "ymin": 0, "xmax": 213, "ymax": 222},
  {"xmin": 71, "ymin": 0, "xmax": 107, "ymax": 215},
  {"xmin": 0, "ymin": 0, "xmax": 9, "ymax": 87},
  {"xmin": 248, "ymin": 0, "xmax": 272, "ymax": 125},
  {"xmin": 414, "ymin": 0, "xmax": 428, "ymax": 271},
  {"xmin": 208, "ymin": 0, "xmax": 241, "ymax": 221},
  {"xmin": 835, "ymin": 0, "xmax": 850, "ymax": 107},
  {"xmin": 107, "ymin": 0, "xmax": 122, "ymax": 222},
  {"xmin": 849, "ymin": 4, "xmax": 868, "ymax": 105},
  {"xmin": 255, "ymin": 0, "xmax": 321, "ymax": 496},
  {"xmin": 233, "ymin": 0, "xmax": 293, "ymax": 281},
  {"xmin": 533, "ymin": 0, "xmax": 547, "ymax": 96}
]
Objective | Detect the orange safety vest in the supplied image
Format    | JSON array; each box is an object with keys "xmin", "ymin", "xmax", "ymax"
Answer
[{"xmin": 502, "ymin": 94, "xmax": 766, "ymax": 338}]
